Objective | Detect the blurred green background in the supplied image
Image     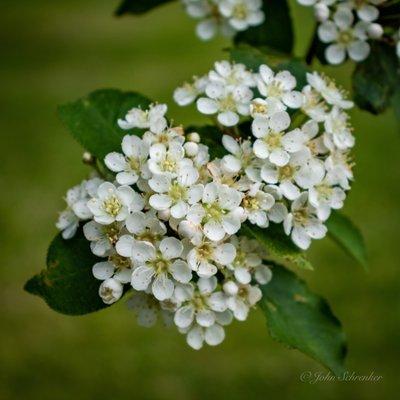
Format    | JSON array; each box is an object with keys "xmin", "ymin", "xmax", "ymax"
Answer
[{"xmin": 1, "ymin": 0, "xmax": 399, "ymax": 399}]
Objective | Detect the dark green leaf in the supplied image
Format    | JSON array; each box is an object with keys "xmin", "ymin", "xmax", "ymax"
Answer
[
  {"xmin": 353, "ymin": 42, "xmax": 400, "ymax": 115},
  {"xmin": 326, "ymin": 211, "xmax": 368, "ymax": 269},
  {"xmin": 58, "ymin": 89, "xmax": 151, "ymax": 161},
  {"xmin": 260, "ymin": 264, "xmax": 347, "ymax": 375},
  {"xmin": 241, "ymin": 223, "xmax": 313, "ymax": 270},
  {"xmin": 234, "ymin": 0, "xmax": 294, "ymax": 55},
  {"xmin": 115, "ymin": 0, "xmax": 175, "ymax": 16},
  {"xmin": 24, "ymin": 229, "xmax": 109, "ymax": 315}
]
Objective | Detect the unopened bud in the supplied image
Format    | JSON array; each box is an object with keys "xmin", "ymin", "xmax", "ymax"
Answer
[
  {"xmin": 184, "ymin": 142, "xmax": 199, "ymax": 157},
  {"xmin": 223, "ymin": 281, "xmax": 239, "ymax": 296},
  {"xmin": 187, "ymin": 132, "xmax": 200, "ymax": 143},
  {"xmin": 367, "ymin": 23, "xmax": 383, "ymax": 39},
  {"xmin": 82, "ymin": 151, "xmax": 95, "ymax": 165}
]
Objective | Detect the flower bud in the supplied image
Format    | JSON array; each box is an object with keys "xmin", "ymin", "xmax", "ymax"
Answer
[
  {"xmin": 223, "ymin": 281, "xmax": 239, "ymax": 296},
  {"xmin": 99, "ymin": 278, "xmax": 123, "ymax": 305},
  {"xmin": 184, "ymin": 142, "xmax": 199, "ymax": 157},
  {"xmin": 187, "ymin": 132, "xmax": 200, "ymax": 143},
  {"xmin": 314, "ymin": 4, "xmax": 330, "ymax": 22},
  {"xmin": 367, "ymin": 23, "xmax": 383, "ymax": 39},
  {"xmin": 82, "ymin": 151, "xmax": 95, "ymax": 165}
]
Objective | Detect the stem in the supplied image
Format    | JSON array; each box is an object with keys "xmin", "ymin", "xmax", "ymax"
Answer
[{"xmin": 305, "ymin": 26, "xmax": 319, "ymax": 66}]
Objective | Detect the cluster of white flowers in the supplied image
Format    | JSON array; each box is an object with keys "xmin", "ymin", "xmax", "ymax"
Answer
[
  {"xmin": 181, "ymin": 0, "xmax": 265, "ymax": 40},
  {"xmin": 174, "ymin": 61, "xmax": 355, "ymax": 247},
  {"xmin": 296, "ymin": 0, "xmax": 396, "ymax": 64},
  {"xmin": 56, "ymin": 60, "xmax": 355, "ymax": 349}
]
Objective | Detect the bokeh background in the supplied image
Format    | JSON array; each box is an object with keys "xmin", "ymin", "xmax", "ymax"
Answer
[{"xmin": 1, "ymin": 0, "xmax": 399, "ymax": 399}]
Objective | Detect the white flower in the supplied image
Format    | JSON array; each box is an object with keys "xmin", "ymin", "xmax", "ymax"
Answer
[
  {"xmin": 250, "ymin": 97, "xmax": 286, "ymax": 119},
  {"xmin": 221, "ymin": 135, "xmax": 255, "ymax": 174},
  {"xmin": 227, "ymin": 236, "xmax": 273, "ymax": 285},
  {"xmin": 118, "ymin": 103, "xmax": 167, "ymax": 131},
  {"xmin": 180, "ymin": 319, "xmax": 229, "ymax": 349},
  {"xmin": 324, "ymin": 107, "xmax": 355, "ymax": 150},
  {"xmin": 98, "ymin": 278, "xmax": 124, "ymax": 305},
  {"xmin": 225, "ymin": 282, "xmax": 262, "ymax": 321},
  {"xmin": 124, "ymin": 211, "xmax": 167, "ymax": 243},
  {"xmin": 56, "ymin": 178, "xmax": 103, "ymax": 239},
  {"xmin": 256, "ymin": 65, "xmax": 303, "ymax": 109},
  {"xmin": 252, "ymin": 111, "xmax": 308, "ymax": 166},
  {"xmin": 197, "ymin": 82, "xmax": 253, "ymax": 126},
  {"xmin": 147, "ymin": 142, "xmax": 193, "ymax": 177},
  {"xmin": 173, "ymin": 75, "xmax": 209, "ymax": 106},
  {"xmin": 142, "ymin": 126, "xmax": 185, "ymax": 148},
  {"xmin": 174, "ymin": 277, "xmax": 227, "ymax": 329},
  {"xmin": 241, "ymin": 183, "xmax": 276, "ymax": 228},
  {"xmin": 309, "ymin": 180, "xmax": 346, "ymax": 220},
  {"xmin": 130, "ymin": 237, "xmax": 192, "ymax": 300},
  {"xmin": 261, "ymin": 151, "xmax": 325, "ymax": 200},
  {"xmin": 208, "ymin": 61, "xmax": 255, "ymax": 90},
  {"xmin": 187, "ymin": 240, "xmax": 236, "ymax": 277},
  {"xmin": 149, "ymin": 166, "xmax": 203, "ymax": 219},
  {"xmin": 83, "ymin": 221, "xmax": 124, "ymax": 256},
  {"xmin": 325, "ymin": 150, "xmax": 354, "ymax": 190},
  {"xmin": 87, "ymin": 182, "xmax": 144, "ymax": 225},
  {"xmin": 219, "ymin": 0, "xmax": 265, "ymax": 31},
  {"xmin": 105, "ymin": 135, "xmax": 150, "ymax": 185},
  {"xmin": 185, "ymin": 183, "xmax": 244, "ymax": 241},
  {"xmin": 301, "ymin": 85, "xmax": 328, "ymax": 122},
  {"xmin": 306, "ymin": 72, "xmax": 354, "ymax": 109},
  {"xmin": 283, "ymin": 192, "xmax": 327, "ymax": 249},
  {"xmin": 92, "ymin": 251, "xmax": 132, "ymax": 284},
  {"xmin": 345, "ymin": 0, "xmax": 384, "ymax": 23},
  {"xmin": 318, "ymin": 8, "xmax": 370, "ymax": 64}
]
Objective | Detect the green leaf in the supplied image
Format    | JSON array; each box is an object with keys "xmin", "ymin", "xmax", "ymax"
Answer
[
  {"xmin": 234, "ymin": 0, "xmax": 294, "ymax": 55},
  {"xmin": 352, "ymin": 42, "xmax": 400, "ymax": 115},
  {"xmin": 115, "ymin": 0, "xmax": 175, "ymax": 16},
  {"xmin": 241, "ymin": 223, "xmax": 313, "ymax": 271},
  {"xmin": 326, "ymin": 211, "xmax": 368, "ymax": 269},
  {"xmin": 58, "ymin": 89, "xmax": 151, "ymax": 161},
  {"xmin": 24, "ymin": 229, "xmax": 109, "ymax": 315},
  {"xmin": 260, "ymin": 264, "xmax": 347, "ymax": 376}
]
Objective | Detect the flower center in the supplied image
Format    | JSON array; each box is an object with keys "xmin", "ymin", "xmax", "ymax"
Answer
[
  {"xmin": 150, "ymin": 254, "xmax": 171, "ymax": 274},
  {"xmin": 168, "ymin": 182, "xmax": 187, "ymax": 202},
  {"xmin": 128, "ymin": 156, "xmax": 140, "ymax": 171},
  {"xmin": 242, "ymin": 195, "xmax": 260, "ymax": 211},
  {"xmin": 293, "ymin": 208, "xmax": 309, "ymax": 225},
  {"xmin": 278, "ymin": 164, "xmax": 295, "ymax": 180},
  {"xmin": 103, "ymin": 196, "xmax": 122, "ymax": 217},
  {"xmin": 203, "ymin": 202, "xmax": 225, "ymax": 222},
  {"xmin": 338, "ymin": 30, "xmax": 354, "ymax": 45},
  {"xmin": 104, "ymin": 223, "xmax": 120, "ymax": 244},
  {"xmin": 233, "ymin": 4, "xmax": 248, "ymax": 20},
  {"xmin": 252, "ymin": 101, "xmax": 268, "ymax": 115},
  {"xmin": 136, "ymin": 230, "xmax": 162, "ymax": 244},
  {"xmin": 316, "ymin": 184, "xmax": 333, "ymax": 200},
  {"xmin": 162, "ymin": 157, "xmax": 176, "ymax": 172},
  {"xmin": 109, "ymin": 254, "xmax": 131, "ymax": 270},
  {"xmin": 219, "ymin": 94, "xmax": 237, "ymax": 112},
  {"xmin": 265, "ymin": 132, "xmax": 283, "ymax": 149},
  {"xmin": 233, "ymin": 249, "xmax": 246, "ymax": 268},
  {"xmin": 197, "ymin": 243, "xmax": 213, "ymax": 260},
  {"xmin": 267, "ymin": 82, "xmax": 283, "ymax": 98}
]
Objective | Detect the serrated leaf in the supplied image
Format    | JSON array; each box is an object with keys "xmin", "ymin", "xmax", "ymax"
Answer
[
  {"xmin": 353, "ymin": 42, "xmax": 400, "ymax": 115},
  {"xmin": 58, "ymin": 89, "xmax": 151, "ymax": 161},
  {"xmin": 241, "ymin": 223, "xmax": 313, "ymax": 270},
  {"xmin": 260, "ymin": 264, "xmax": 347, "ymax": 376},
  {"xmin": 234, "ymin": 0, "xmax": 294, "ymax": 55},
  {"xmin": 24, "ymin": 229, "xmax": 109, "ymax": 315},
  {"xmin": 115, "ymin": 0, "xmax": 175, "ymax": 16},
  {"xmin": 326, "ymin": 211, "xmax": 368, "ymax": 269}
]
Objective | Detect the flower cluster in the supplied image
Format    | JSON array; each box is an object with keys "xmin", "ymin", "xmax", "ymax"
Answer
[
  {"xmin": 56, "ymin": 60, "xmax": 355, "ymax": 349},
  {"xmin": 181, "ymin": 0, "xmax": 265, "ymax": 40},
  {"xmin": 175, "ymin": 60, "xmax": 355, "ymax": 248},
  {"xmin": 296, "ymin": 0, "xmax": 399, "ymax": 64}
]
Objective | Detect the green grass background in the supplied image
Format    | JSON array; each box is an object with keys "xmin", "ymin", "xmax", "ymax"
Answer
[{"xmin": 1, "ymin": 1, "xmax": 399, "ymax": 399}]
